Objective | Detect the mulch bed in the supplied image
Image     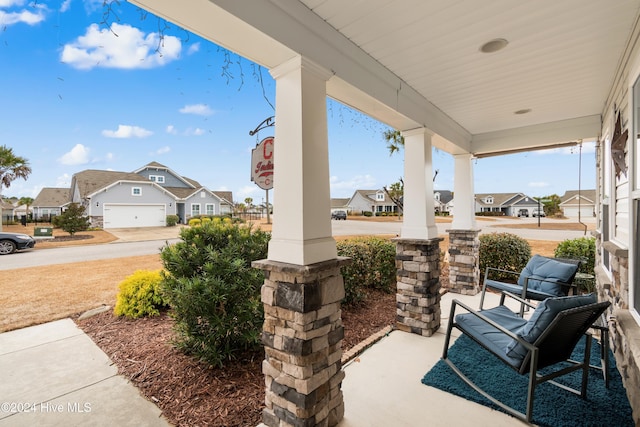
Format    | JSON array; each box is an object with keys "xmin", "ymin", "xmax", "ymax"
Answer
[{"xmin": 75, "ymin": 288, "xmax": 398, "ymax": 427}]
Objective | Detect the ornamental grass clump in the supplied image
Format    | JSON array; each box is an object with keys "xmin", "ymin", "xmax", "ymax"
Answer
[
  {"xmin": 160, "ymin": 221, "xmax": 270, "ymax": 367},
  {"xmin": 479, "ymin": 232, "xmax": 531, "ymax": 282},
  {"xmin": 114, "ymin": 270, "xmax": 167, "ymax": 318}
]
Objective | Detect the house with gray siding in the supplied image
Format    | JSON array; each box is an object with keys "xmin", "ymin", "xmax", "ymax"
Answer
[{"xmin": 36, "ymin": 162, "xmax": 233, "ymax": 228}]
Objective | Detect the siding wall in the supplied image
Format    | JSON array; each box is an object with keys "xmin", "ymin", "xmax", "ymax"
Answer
[{"xmin": 596, "ymin": 12, "xmax": 640, "ymax": 424}]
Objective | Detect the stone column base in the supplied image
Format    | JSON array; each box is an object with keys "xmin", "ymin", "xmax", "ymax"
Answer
[
  {"xmin": 253, "ymin": 257, "xmax": 350, "ymax": 427},
  {"xmin": 446, "ymin": 229, "xmax": 480, "ymax": 295},
  {"xmin": 393, "ymin": 238, "xmax": 442, "ymax": 337}
]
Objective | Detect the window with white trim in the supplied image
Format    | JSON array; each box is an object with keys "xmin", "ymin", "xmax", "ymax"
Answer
[
  {"xmin": 132, "ymin": 187, "xmax": 142, "ymax": 196},
  {"xmin": 191, "ymin": 204, "xmax": 201, "ymax": 217},
  {"xmin": 376, "ymin": 191, "xmax": 384, "ymax": 201},
  {"xmin": 205, "ymin": 203, "xmax": 215, "ymax": 215},
  {"xmin": 149, "ymin": 175, "xmax": 165, "ymax": 183},
  {"xmin": 485, "ymin": 196, "xmax": 494, "ymax": 204}
]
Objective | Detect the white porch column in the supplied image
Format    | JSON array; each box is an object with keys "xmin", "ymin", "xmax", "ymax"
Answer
[
  {"xmin": 267, "ymin": 56, "xmax": 337, "ymax": 265},
  {"xmin": 400, "ymin": 128, "xmax": 438, "ymax": 239},
  {"xmin": 450, "ymin": 153, "xmax": 477, "ymax": 229}
]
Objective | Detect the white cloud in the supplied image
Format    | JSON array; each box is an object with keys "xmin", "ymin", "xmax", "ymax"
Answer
[
  {"xmin": 59, "ymin": 144, "xmax": 90, "ymax": 165},
  {"xmin": 102, "ymin": 125, "xmax": 153, "ymax": 138},
  {"xmin": 60, "ymin": 23, "xmax": 182, "ymax": 70},
  {"xmin": 330, "ymin": 174, "xmax": 377, "ymax": 192},
  {"xmin": 187, "ymin": 42, "xmax": 200, "ymax": 55},
  {"xmin": 185, "ymin": 127, "xmax": 205, "ymax": 136},
  {"xmin": 535, "ymin": 140, "xmax": 597, "ymax": 156},
  {"xmin": 56, "ymin": 173, "xmax": 71, "ymax": 187},
  {"xmin": 166, "ymin": 125, "xmax": 178, "ymax": 135},
  {"xmin": 105, "ymin": 152, "xmax": 115, "ymax": 161},
  {"xmin": 152, "ymin": 146, "xmax": 171, "ymax": 155},
  {"xmin": 0, "ymin": 1, "xmax": 47, "ymax": 26},
  {"xmin": 236, "ymin": 185, "xmax": 260, "ymax": 200},
  {"xmin": 179, "ymin": 103, "xmax": 213, "ymax": 116},
  {"xmin": 60, "ymin": 0, "xmax": 71, "ymax": 12}
]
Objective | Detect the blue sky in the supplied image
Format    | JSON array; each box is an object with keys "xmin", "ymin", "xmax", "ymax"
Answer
[{"xmin": 0, "ymin": 1, "xmax": 595, "ymax": 203}]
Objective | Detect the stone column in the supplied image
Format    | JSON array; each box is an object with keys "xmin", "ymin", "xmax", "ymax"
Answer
[
  {"xmin": 394, "ymin": 238, "xmax": 442, "ymax": 337},
  {"xmin": 447, "ymin": 229, "xmax": 480, "ymax": 294},
  {"xmin": 447, "ymin": 153, "xmax": 480, "ymax": 294},
  {"xmin": 254, "ymin": 258, "xmax": 348, "ymax": 427}
]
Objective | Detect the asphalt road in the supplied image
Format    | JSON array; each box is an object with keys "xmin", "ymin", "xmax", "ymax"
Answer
[{"xmin": 1, "ymin": 216, "xmax": 594, "ymax": 270}]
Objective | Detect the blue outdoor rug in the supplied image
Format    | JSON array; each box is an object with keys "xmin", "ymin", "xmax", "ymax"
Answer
[{"xmin": 422, "ymin": 335, "xmax": 634, "ymax": 426}]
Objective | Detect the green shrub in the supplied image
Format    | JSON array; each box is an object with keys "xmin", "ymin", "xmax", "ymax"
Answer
[
  {"xmin": 166, "ymin": 214, "xmax": 179, "ymax": 226},
  {"xmin": 479, "ymin": 232, "xmax": 531, "ymax": 282},
  {"xmin": 363, "ymin": 211, "xmax": 373, "ymax": 217},
  {"xmin": 160, "ymin": 221, "xmax": 270, "ymax": 367},
  {"xmin": 337, "ymin": 237, "xmax": 396, "ymax": 306},
  {"xmin": 555, "ymin": 237, "xmax": 596, "ymax": 293},
  {"xmin": 188, "ymin": 218, "xmax": 201, "ymax": 226},
  {"xmin": 114, "ymin": 270, "xmax": 167, "ymax": 318},
  {"xmin": 52, "ymin": 202, "xmax": 90, "ymax": 236}
]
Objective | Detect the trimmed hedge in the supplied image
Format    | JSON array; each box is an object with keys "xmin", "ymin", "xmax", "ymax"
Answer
[
  {"xmin": 479, "ymin": 232, "xmax": 531, "ymax": 282},
  {"xmin": 337, "ymin": 237, "xmax": 396, "ymax": 305}
]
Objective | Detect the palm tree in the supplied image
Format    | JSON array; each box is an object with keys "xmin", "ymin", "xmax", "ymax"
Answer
[
  {"xmin": 383, "ymin": 129, "xmax": 404, "ymax": 156},
  {"xmin": 18, "ymin": 196, "xmax": 34, "ymax": 223},
  {"xmin": 0, "ymin": 145, "xmax": 32, "ymax": 231}
]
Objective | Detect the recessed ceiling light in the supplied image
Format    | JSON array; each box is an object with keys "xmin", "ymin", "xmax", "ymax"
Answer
[
  {"xmin": 514, "ymin": 109, "xmax": 532, "ymax": 115},
  {"xmin": 480, "ymin": 38, "xmax": 509, "ymax": 53}
]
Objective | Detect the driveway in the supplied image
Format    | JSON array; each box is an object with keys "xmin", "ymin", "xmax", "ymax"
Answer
[{"xmin": 105, "ymin": 226, "xmax": 186, "ymax": 242}]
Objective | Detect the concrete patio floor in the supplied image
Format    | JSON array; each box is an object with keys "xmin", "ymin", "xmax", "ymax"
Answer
[{"xmin": 340, "ymin": 291, "xmax": 529, "ymax": 427}]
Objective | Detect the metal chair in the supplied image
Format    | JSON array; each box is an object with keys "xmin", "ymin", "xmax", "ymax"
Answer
[
  {"xmin": 479, "ymin": 255, "xmax": 582, "ymax": 315},
  {"xmin": 442, "ymin": 292, "xmax": 610, "ymax": 423}
]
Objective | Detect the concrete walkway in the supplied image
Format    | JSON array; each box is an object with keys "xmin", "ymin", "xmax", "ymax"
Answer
[{"xmin": 0, "ymin": 319, "xmax": 170, "ymax": 427}]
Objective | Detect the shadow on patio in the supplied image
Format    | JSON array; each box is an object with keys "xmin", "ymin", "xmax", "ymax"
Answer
[{"xmin": 339, "ymin": 291, "xmax": 623, "ymax": 427}]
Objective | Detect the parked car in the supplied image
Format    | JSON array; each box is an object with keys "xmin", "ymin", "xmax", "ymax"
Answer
[
  {"xmin": 517, "ymin": 209, "xmax": 529, "ymax": 217},
  {"xmin": 532, "ymin": 209, "xmax": 546, "ymax": 217},
  {"xmin": 0, "ymin": 232, "xmax": 36, "ymax": 255},
  {"xmin": 331, "ymin": 210, "xmax": 347, "ymax": 220}
]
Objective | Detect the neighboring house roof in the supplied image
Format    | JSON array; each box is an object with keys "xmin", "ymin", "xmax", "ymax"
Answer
[
  {"xmin": 72, "ymin": 170, "xmax": 148, "ymax": 199},
  {"xmin": 33, "ymin": 187, "xmax": 70, "ymax": 207},
  {"xmin": 0, "ymin": 200, "xmax": 14, "ymax": 212},
  {"xmin": 351, "ymin": 189, "xmax": 396, "ymax": 206},
  {"xmin": 560, "ymin": 189, "xmax": 596, "ymax": 205},
  {"xmin": 475, "ymin": 192, "xmax": 532, "ymax": 207},
  {"xmin": 434, "ymin": 190, "xmax": 453, "ymax": 204},
  {"xmin": 134, "ymin": 162, "xmax": 198, "ymax": 188},
  {"xmin": 331, "ymin": 198, "xmax": 350, "ymax": 208},
  {"xmin": 213, "ymin": 191, "xmax": 234, "ymax": 205}
]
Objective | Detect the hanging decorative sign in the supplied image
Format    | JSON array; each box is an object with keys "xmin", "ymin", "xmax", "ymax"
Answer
[{"xmin": 251, "ymin": 136, "xmax": 274, "ymax": 190}]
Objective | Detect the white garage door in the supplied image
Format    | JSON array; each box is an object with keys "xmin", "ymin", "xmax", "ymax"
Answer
[
  {"xmin": 103, "ymin": 204, "xmax": 166, "ymax": 228},
  {"xmin": 563, "ymin": 206, "xmax": 594, "ymax": 218}
]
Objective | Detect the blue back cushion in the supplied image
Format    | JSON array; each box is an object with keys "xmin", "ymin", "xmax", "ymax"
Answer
[
  {"xmin": 517, "ymin": 255, "xmax": 579, "ymax": 297},
  {"xmin": 505, "ymin": 293, "xmax": 597, "ymax": 360}
]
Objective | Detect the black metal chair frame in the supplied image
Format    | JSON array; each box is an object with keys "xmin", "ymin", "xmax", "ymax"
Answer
[
  {"xmin": 442, "ymin": 292, "xmax": 610, "ymax": 423},
  {"xmin": 479, "ymin": 256, "xmax": 583, "ymax": 316}
]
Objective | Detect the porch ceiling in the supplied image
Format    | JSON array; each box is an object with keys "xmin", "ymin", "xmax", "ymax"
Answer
[{"xmin": 131, "ymin": 0, "xmax": 640, "ymax": 156}]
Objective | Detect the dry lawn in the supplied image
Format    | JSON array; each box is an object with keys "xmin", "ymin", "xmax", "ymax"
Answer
[{"xmin": 0, "ymin": 217, "xmax": 584, "ymax": 332}]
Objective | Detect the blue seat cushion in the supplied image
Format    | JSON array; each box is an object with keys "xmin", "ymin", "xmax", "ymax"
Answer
[
  {"xmin": 505, "ymin": 293, "xmax": 597, "ymax": 360},
  {"xmin": 455, "ymin": 305, "xmax": 527, "ymax": 369},
  {"xmin": 484, "ymin": 279, "xmax": 560, "ymax": 301},
  {"xmin": 517, "ymin": 255, "xmax": 579, "ymax": 297}
]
